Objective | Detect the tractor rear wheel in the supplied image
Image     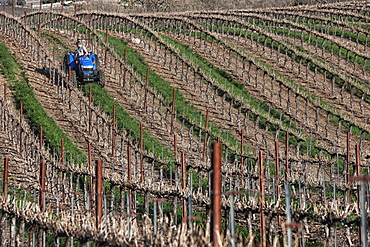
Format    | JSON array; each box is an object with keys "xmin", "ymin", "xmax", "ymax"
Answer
[{"xmin": 98, "ymin": 70, "xmax": 105, "ymax": 87}]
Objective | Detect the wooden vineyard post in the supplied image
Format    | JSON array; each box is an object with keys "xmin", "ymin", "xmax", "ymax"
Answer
[
  {"xmin": 212, "ymin": 141, "xmax": 221, "ymax": 247},
  {"xmin": 104, "ymin": 29, "xmax": 108, "ymax": 65},
  {"xmin": 259, "ymin": 151, "xmax": 266, "ymax": 247},
  {"xmin": 95, "ymin": 160, "xmax": 103, "ymax": 229},
  {"xmin": 122, "ymin": 48, "xmax": 127, "ymax": 88},
  {"xmin": 356, "ymin": 145, "xmax": 360, "ymax": 176},
  {"xmin": 4, "ymin": 81, "xmax": 6, "ymax": 103},
  {"xmin": 111, "ymin": 105, "xmax": 116, "ymax": 157},
  {"xmin": 3, "ymin": 158, "xmax": 8, "ymax": 201},
  {"xmin": 275, "ymin": 141, "xmax": 280, "ymax": 204},
  {"xmin": 19, "ymin": 103, "xmax": 23, "ymax": 154},
  {"xmin": 170, "ymin": 88, "xmax": 176, "ymax": 135},
  {"xmin": 275, "ymin": 141, "xmax": 281, "ymax": 226},
  {"xmin": 174, "ymin": 134, "xmax": 178, "ymax": 162},
  {"xmin": 143, "ymin": 68, "xmax": 149, "ymax": 111},
  {"xmin": 39, "ymin": 163, "xmax": 46, "ymax": 212},
  {"xmin": 355, "ymin": 145, "xmax": 362, "ymax": 242},
  {"xmin": 61, "ymin": 139, "xmax": 65, "ymax": 169},
  {"xmin": 88, "ymin": 143, "xmax": 93, "ymax": 208},
  {"xmin": 53, "ymin": 47, "xmax": 56, "ymax": 64},
  {"xmin": 240, "ymin": 129, "xmax": 245, "ymax": 166},
  {"xmin": 89, "ymin": 13, "xmax": 92, "ymax": 28},
  {"xmin": 127, "ymin": 146, "xmax": 132, "ymax": 213},
  {"xmin": 181, "ymin": 152, "xmax": 187, "ymax": 224},
  {"xmin": 39, "ymin": 127, "xmax": 43, "ymax": 151},
  {"xmin": 202, "ymin": 109, "xmax": 209, "ymax": 161},
  {"xmin": 346, "ymin": 132, "xmax": 351, "ymax": 205},
  {"xmin": 285, "ymin": 131, "xmax": 289, "ymax": 182},
  {"xmin": 140, "ymin": 124, "xmax": 144, "ymax": 184}
]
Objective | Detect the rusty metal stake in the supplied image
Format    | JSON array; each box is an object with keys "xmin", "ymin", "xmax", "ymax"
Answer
[
  {"xmin": 275, "ymin": 141, "xmax": 281, "ymax": 225},
  {"xmin": 112, "ymin": 105, "xmax": 116, "ymax": 157},
  {"xmin": 275, "ymin": 141, "xmax": 280, "ymax": 204},
  {"xmin": 123, "ymin": 49, "xmax": 127, "ymax": 88},
  {"xmin": 95, "ymin": 160, "xmax": 103, "ymax": 229},
  {"xmin": 140, "ymin": 124, "xmax": 144, "ymax": 184},
  {"xmin": 356, "ymin": 144, "xmax": 361, "ymax": 176},
  {"xmin": 181, "ymin": 152, "xmax": 187, "ymax": 224},
  {"xmin": 241, "ymin": 129, "xmax": 245, "ymax": 166},
  {"xmin": 170, "ymin": 88, "xmax": 176, "ymax": 135},
  {"xmin": 88, "ymin": 143, "xmax": 93, "ymax": 209},
  {"xmin": 174, "ymin": 134, "xmax": 178, "ymax": 162},
  {"xmin": 259, "ymin": 150, "xmax": 266, "ymax": 247},
  {"xmin": 347, "ymin": 132, "xmax": 351, "ymax": 204},
  {"xmin": 104, "ymin": 29, "xmax": 108, "ymax": 64},
  {"xmin": 89, "ymin": 13, "xmax": 92, "ymax": 28},
  {"xmin": 19, "ymin": 103, "xmax": 23, "ymax": 154},
  {"xmin": 202, "ymin": 109, "xmax": 209, "ymax": 160},
  {"xmin": 285, "ymin": 132, "xmax": 289, "ymax": 182},
  {"xmin": 39, "ymin": 127, "xmax": 43, "ymax": 151},
  {"xmin": 143, "ymin": 68, "xmax": 149, "ymax": 111},
  {"xmin": 53, "ymin": 47, "xmax": 56, "ymax": 63},
  {"xmin": 127, "ymin": 146, "xmax": 133, "ymax": 213},
  {"xmin": 61, "ymin": 139, "xmax": 65, "ymax": 169},
  {"xmin": 3, "ymin": 84, "xmax": 6, "ymax": 103},
  {"xmin": 39, "ymin": 163, "xmax": 46, "ymax": 212},
  {"xmin": 212, "ymin": 142, "xmax": 221, "ymax": 247}
]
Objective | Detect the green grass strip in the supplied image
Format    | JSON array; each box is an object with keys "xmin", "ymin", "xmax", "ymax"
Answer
[
  {"xmin": 0, "ymin": 41, "xmax": 85, "ymax": 163},
  {"xmin": 158, "ymin": 32, "xmax": 323, "ymax": 157},
  {"xmin": 106, "ymin": 34, "xmax": 244, "ymax": 154},
  {"xmin": 82, "ymin": 83, "xmax": 173, "ymax": 161}
]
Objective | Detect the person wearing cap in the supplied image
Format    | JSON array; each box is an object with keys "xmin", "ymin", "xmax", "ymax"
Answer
[{"xmin": 75, "ymin": 41, "xmax": 88, "ymax": 57}]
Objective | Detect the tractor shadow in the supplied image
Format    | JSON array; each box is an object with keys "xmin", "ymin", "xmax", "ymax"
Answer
[{"xmin": 36, "ymin": 66, "xmax": 75, "ymax": 90}]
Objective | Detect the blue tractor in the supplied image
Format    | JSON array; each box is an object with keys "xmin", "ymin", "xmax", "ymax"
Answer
[{"xmin": 64, "ymin": 50, "xmax": 105, "ymax": 87}]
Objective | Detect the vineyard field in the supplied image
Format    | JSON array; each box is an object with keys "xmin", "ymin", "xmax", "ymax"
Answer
[{"xmin": 0, "ymin": 0, "xmax": 370, "ymax": 246}]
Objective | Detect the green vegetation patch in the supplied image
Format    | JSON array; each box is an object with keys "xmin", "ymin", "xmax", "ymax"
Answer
[
  {"xmin": 106, "ymin": 34, "xmax": 243, "ymax": 153},
  {"xmin": 0, "ymin": 41, "xmax": 85, "ymax": 163},
  {"xmin": 82, "ymin": 83, "xmax": 173, "ymax": 160}
]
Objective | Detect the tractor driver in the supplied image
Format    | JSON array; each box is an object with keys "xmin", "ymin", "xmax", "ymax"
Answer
[{"xmin": 75, "ymin": 41, "xmax": 88, "ymax": 57}]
